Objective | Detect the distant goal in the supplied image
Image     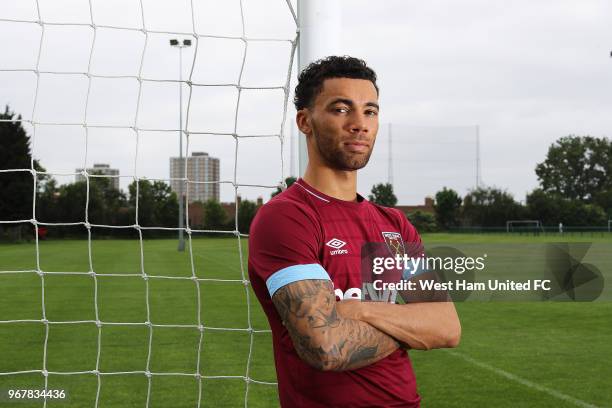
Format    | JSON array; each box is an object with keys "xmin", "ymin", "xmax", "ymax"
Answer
[{"xmin": 506, "ymin": 220, "xmax": 544, "ymax": 233}]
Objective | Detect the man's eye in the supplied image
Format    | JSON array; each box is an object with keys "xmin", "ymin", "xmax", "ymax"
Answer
[
  {"xmin": 335, "ymin": 107, "xmax": 349, "ymax": 113},
  {"xmin": 366, "ymin": 110, "xmax": 378, "ymax": 116}
]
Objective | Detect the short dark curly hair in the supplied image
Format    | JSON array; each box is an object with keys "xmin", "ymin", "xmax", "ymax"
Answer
[{"xmin": 293, "ymin": 56, "xmax": 378, "ymax": 110}]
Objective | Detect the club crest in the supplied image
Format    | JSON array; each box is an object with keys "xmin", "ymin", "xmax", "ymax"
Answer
[{"xmin": 381, "ymin": 231, "xmax": 405, "ymax": 257}]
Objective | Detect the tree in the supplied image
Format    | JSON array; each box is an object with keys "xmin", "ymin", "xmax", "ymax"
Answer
[
  {"xmin": 593, "ymin": 190, "xmax": 612, "ymax": 219},
  {"xmin": 129, "ymin": 180, "xmax": 153, "ymax": 227},
  {"xmin": 0, "ymin": 107, "xmax": 33, "ymax": 222},
  {"xmin": 0, "ymin": 106, "xmax": 48, "ymax": 240},
  {"xmin": 237, "ymin": 199, "xmax": 258, "ymax": 234},
  {"xmin": 151, "ymin": 181, "xmax": 179, "ymax": 227},
  {"xmin": 368, "ymin": 183, "xmax": 397, "ymax": 207},
  {"xmin": 406, "ymin": 211, "xmax": 437, "ymax": 232},
  {"xmin": 560, "ymin": 201, "xmax": 607, "ymax": 226},
  {"xmin": 203, "ymin": 199, "xmax": 227, "ymax": 230},
  {"xmin": 526, "ymin": 189, "xmax": 562, "ymax": 226},
  {"xmin": 526, "ymin": 188, "xmax": 607, "ymax": 227},
  {"xmin": 462, "ymin": 186, "xmax": 525, "ymax": 227},
  {"xmin": 271, "ymin": 176, "xmax": 297, "ymax": 198},
  {"xmin": 87, "ymin": 177, "xmax": 128, "ymax": 226},
  {"xmin": 128, "ymin": 179, "xmax": 178, "ymax": 228},
  {"xmin": 535, "ymin": 135, "xmax": 612, "ymax": 201},
  {"xmin": 434, "ymin": 187, "xmax": 462, "ymax": 229},
  {"xmin": 56, "ymin": 181, "xmax": 88, "ymax": 224},
  {"xmin": 36, "ymin": 177, "xmax": 60, "ymax": 223}
]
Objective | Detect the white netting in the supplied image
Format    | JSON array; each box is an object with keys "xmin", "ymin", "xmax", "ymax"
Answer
[{"xmin": 0, "ymin": 0, "xmax": 297, "ymax": 406}]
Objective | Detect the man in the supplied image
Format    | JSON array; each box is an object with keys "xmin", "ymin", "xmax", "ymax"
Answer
[{"xmin": 248, "ymin": 56, "xmax": 461, "ymax": 407}]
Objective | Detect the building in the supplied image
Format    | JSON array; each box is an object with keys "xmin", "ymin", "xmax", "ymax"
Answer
[
  {"xmin": 220, "ymin": 195, "xmax": 264, "ymax": 220},
  {"xmin": 395, "ymin": 197, "xmax": 435, "ymax": 216},
  {"xmin": 75, "ymin": 163, "xmax": 120, "ymax": 190},
  {"xmin": 170, "ymin": 152, "xmax": 220, "ymax": 203}
]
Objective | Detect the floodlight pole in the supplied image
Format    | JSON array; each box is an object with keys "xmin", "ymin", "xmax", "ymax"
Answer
[
  {"xmin": 388, "ymin": 123, "xmax": 393, "ymax": 186},
  {"xmin": 297, "ymin": 0, "xmax": 341, "ymax": 177},
  {"xmin": 170, "ymin": 38, "xmax": 191, "ymax": 252},
  {"xmin": 476, "ymin": 125, "xmax": 481, "ymax": 188}
]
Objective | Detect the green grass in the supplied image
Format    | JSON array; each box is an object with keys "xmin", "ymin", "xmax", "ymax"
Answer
[{"xmin": 0, "ymin": 233, "xmax": 610, "ymax": 407}]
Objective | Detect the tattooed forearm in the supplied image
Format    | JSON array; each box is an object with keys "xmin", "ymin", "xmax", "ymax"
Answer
[{"xmin": 272, "ymin": 279, "xmax": 399, "ymax": 371}]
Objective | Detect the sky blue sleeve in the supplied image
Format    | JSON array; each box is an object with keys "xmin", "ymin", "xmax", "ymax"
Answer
[{"xmin": 266, "ymin": 263, "xmax": 331, "ymax": 297}]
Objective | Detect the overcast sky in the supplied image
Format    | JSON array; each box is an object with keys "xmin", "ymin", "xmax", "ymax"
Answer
[{"xmin": 1, "ymin": 0, "xmax": 611, "ymax": 204}]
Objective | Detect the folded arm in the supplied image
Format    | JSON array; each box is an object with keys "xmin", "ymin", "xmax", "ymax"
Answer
[
  {"xmin": 272, "ymin": 279, "xmax": 399, "ymax": 371},
  {"xmin": 337, "ymin": 272, "xmax": 461, "ymax": 350},
  {"xmin": 338, "ymin": 300, "xmax": 461, "ymax": 350}
]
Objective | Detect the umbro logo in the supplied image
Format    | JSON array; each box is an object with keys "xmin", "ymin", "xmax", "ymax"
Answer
[
  {"xmin": 326, "ymin": 238, "xmax": 348, "ymax": 255},
  {"xmin": 326, "ymin": 238, "xmax": 346, "ymax": 249}
]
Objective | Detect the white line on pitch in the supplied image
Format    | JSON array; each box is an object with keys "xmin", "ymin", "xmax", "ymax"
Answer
[{"xmin": 444, "ymin": 350, "xmax": 599, "ymax": 408}]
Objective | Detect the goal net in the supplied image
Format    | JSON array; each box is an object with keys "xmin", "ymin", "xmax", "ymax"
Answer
[
  {"xmin": 0, "ymin": 0, "xmax": 297, "ymax": 406},
  {"xmin": 506, "ymin": 220, "xmax": 544, "ymax": 233}
]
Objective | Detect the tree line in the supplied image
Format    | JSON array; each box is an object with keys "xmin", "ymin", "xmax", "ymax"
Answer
[
  {"xmin": 2, "ymin": 105, "xmax": 611, "ymax": 239},
  {"xmin": 35, "ymin": 175, "xmax": 260, "ymax": 237},
  {"xmin": 369, "ymin": 135, "xmax": 612, "ymax": 232},
  {"xmin": 0, "ymin": 107, "xmax": 259, "ymax": 240}
]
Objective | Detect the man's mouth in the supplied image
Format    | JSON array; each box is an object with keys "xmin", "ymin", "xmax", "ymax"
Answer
[{"xmin": 343, "ymin": 141, "xmax": 369, "ymax": 153}]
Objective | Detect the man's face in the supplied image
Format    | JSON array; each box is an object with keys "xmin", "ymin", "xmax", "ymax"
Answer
[{"xmin": 299, "ymin": 77, "xmax": 379, "ymax": 171}]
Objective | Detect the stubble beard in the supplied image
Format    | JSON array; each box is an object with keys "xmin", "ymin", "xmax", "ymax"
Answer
[{"xmin": 311, "ymin": 122, "xmax": 375, "ymax": 171}]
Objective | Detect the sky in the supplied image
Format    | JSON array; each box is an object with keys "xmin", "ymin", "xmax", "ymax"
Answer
[{"xmin": 1, "ymin": 0, "xmax": 611, "ymax": 204}]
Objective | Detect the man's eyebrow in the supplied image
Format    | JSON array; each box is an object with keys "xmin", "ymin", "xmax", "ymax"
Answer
[
  {"xmin": 327, "ymin": 98, "xmax": 380, "ymax": 110},
  {"xmin": 327, "ymin": 98, "xmax": 354, "ymax": 107}
]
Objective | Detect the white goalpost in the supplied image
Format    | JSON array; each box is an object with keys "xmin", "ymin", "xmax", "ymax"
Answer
[
  {"xmin": 0, "ymin": 0, "xmax": 304, "ymax": 406},
  {"xmin": 506, "ymin": 220, "xmax": 544, "ymax": 233},
  {"xmin": 297, "ymin": 0, "xmax": 341, "ymax": 176}
]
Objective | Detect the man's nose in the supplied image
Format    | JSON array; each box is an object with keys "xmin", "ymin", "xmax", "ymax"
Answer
[{"xmin": 349, "ymin": 112, "xmax": 368, "ymax": 133}]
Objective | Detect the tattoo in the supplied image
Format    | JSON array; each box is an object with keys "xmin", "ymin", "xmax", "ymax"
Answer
[
  {"xmin": 272, "ymin": 279, "xmax": 398, "ymax": 371},
  {"xmin": 347, "ymin": 346, "xmax": 378, "ymax": 366}
]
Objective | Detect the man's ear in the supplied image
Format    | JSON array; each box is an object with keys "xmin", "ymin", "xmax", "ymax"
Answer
[{"xmin": 296, "ymin": 109, "xmax": 312, "ymax": 136}]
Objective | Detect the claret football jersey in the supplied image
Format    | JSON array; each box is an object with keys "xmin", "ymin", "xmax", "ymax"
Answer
[{"xmin": 248, "ymin": 178, "xmax": 421, "ymax": 408}]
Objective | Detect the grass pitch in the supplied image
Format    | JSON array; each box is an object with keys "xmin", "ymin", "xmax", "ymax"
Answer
[{"xmin": 0, "ymin": 233, "xmax": 610, "ymax": 407}]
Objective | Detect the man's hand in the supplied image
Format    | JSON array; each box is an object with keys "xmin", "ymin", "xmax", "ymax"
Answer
[
  {"xmin": 272, "ymin": 279, "xmax": 399, "ymax": 371},
  {"xmin": 335, "ymin": 299, "xmax": 364, "ymax": 320},
  {"xmin": 337, "ymin": 299, "xmax": 461, "ymax": 351}
]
